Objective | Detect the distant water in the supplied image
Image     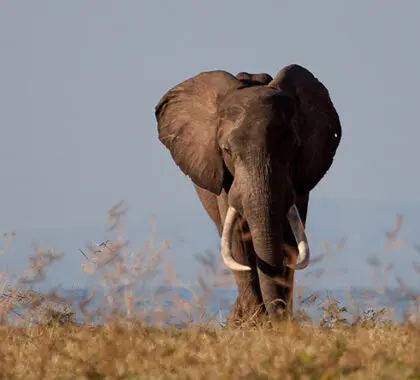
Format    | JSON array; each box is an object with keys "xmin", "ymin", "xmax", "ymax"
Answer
[{"xmin": 55, "ymin": 285, "xmax": 420, "ymax": 326}]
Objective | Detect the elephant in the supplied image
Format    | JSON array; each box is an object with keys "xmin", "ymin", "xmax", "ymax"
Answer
[{"xmin": 155, "ymin": 64, "xmax": 342, "ymax": 325}]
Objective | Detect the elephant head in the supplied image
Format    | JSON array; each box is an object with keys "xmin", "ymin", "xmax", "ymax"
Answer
[{"xmin": 155, "ymin": 64, "xmax": 341, "ymax": 315}]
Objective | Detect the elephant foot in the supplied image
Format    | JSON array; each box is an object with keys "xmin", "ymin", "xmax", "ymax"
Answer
[
  {"xmin": 225, "ymin": 296, "xmax": 267, "ymax": 328},
  {"xmin": 225, "ymin": 293, "xmax": 296, "ymax": 329}
]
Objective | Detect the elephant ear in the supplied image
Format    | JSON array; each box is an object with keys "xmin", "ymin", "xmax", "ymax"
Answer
[
  {"xmin": 155, "ymin": 70, "xmax": 242, "ymax": 194},
  {"xmin": 268, "ymin": 64, "xmax": 342, "ymax": 194}
]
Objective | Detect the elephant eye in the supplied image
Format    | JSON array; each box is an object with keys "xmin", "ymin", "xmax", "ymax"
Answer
[{"xmin": 221, "ymin": 144, "xmax": 232, "ymax": 156}]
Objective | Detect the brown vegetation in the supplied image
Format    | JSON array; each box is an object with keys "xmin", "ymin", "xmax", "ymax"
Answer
[
  {"xmin": 0, "ymin": 202, "xmax": 419, "ymax": 379},
  {"xmin": 1, "ymin": 318, "xmax": 420, "ymax": 379}
]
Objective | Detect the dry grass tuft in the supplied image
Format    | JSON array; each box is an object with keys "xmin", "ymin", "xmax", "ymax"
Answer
[{"xmin": 0, "ymin": 202, "xmax": 419, "ymax": 379}]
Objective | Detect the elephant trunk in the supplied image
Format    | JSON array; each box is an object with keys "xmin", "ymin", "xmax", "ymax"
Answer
[
  {"xmin": 245, "ymin": 195, "xmax": 292, "ymax": 317},
  {"xmin": 244, "ymin": 191, "xmax": 288, "ymax": 268},
  {"xmin": 220, "ymin": 187, "xmax": 310, "ymax": 317}
]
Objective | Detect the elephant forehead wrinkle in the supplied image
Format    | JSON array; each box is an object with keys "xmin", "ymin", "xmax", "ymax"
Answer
[{"xmin": 219, "ymin": 104, "xmax": 246, "ymax": 125}]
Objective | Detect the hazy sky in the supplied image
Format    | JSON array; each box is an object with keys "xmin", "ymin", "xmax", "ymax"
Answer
[{"xmin": 0, "ymin": 1, "xmax": 419, "ymax": 231}]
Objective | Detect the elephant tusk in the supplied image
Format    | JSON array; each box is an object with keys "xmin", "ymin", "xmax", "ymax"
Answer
[
  {"xmin": 221, "ymin": 207, "xmax": 252, "ymax": 271},
  {"xmin": 286, "ymin": 204, "xmax": 310, "ymax": 270}
]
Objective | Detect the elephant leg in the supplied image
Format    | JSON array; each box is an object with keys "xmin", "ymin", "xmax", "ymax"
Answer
[
  {"xmin": 194, "ymin": 186, "xmax": 265, "ymax": 326},
  {"xmin": 194, "ymin": 185, "xmax": 222, "ymax": 228},
  {"xmin": 226, "ymin": 224, "xmax": 266, "ymax": 327},
  {"xmin": 225, "ymin": 229, "xmax": 264, "ymax": 325},
  {"xmin": 216, "ymin": 195, "xmax": 266, "ymax": 326}
]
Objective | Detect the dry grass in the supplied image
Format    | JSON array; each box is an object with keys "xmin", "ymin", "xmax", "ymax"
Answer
[
  {"xmin": 0, "ymin": 201, "xmax": 420, "ymax": 379},
  {"xmin": 1, "ymin": 320, "xmax": 420, "ymax": 379}
]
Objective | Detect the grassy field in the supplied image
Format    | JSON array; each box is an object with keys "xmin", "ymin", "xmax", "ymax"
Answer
[
  {"xmin": 1, "ymin": 318, "xmax": 420, "ymax": 379},
  {"xmin": 1, "ymin": 202, "xmax": 419, "ymax": 379}
]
